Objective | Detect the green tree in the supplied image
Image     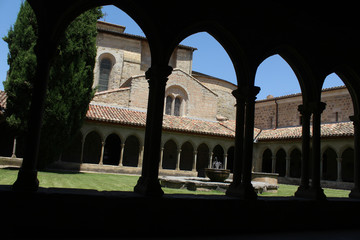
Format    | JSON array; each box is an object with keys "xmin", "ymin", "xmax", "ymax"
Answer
[{"xmin": 3, "ymin": 1, "xmax": 103, "ymax": 167}]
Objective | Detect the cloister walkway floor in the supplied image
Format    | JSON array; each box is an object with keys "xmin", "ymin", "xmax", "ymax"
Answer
[{"xmin": 1, "ymin": 185, "xmax": 360, "ymax": 239}]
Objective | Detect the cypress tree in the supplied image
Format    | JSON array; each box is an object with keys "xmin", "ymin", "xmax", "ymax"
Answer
[{"xmin": 3, "ymin": 1, "xmax": 103, "ymax": 167}]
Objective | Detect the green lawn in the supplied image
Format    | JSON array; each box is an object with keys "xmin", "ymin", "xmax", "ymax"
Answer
[{"xmin": 0, "ymin": 168, "xmax": 351, "ymax": 197}]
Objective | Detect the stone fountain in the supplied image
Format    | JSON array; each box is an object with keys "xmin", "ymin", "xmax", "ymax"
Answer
[{"xmin": 204, "ymin": 157, "xmax": 230, "ymax": 182}]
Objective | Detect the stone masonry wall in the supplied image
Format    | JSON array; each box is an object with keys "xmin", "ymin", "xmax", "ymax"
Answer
[
  {"xmin": 254, "ymin": 87, "xmax": 354, "ymax": 130},
  {"xmin": 194, "ymin": 75, "xmax": 237, "ymax": 120},
  {"xmin": 92, "ymin": 88, "xmax": 130, "ymax": 107}
]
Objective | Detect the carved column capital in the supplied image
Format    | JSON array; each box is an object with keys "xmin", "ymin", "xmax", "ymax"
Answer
[
  {"xmin": 309, "ymin": 101, "xmax": 326, "ymax": 114},
  {"xmin": 232, "ymin": 85, "xmax": 260, "ymax": 102},
  {"xmin": 298, "ymin": 104, "xmax": 311, "ymax": 116},
  {"xmin": 145, "ymin": 65, "xmax": 173, "ymax": 86},
  {"xmin": 350, "ymin": 115, "xmax": 360, "ymax": 127}
]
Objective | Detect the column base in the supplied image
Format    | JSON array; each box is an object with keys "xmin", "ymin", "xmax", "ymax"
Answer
[
  {"xmin": 226, "ymin": 182, "xmax": 257, "ymax": 200},
  {"xmin": 295, "ymin": 185, "xmax": 326, "ymax": 200},
  {"xmin": 349, "ymin": 187, "xmax": 360, "ymax": 199},
  {"xmin": 12, "ymin": 169, "xmax": 39, "ymax": 192},
  {"xmin": 134, "ymin": 176, "xmax": 164, "ymax": 197}
]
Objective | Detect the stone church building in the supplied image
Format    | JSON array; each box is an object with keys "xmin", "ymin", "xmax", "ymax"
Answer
[{"xmin": 1, "ymin": 21, "xmax": 355, "ymax": 183}]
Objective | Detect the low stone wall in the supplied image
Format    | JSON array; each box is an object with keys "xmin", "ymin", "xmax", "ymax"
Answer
[
  {"xmin": 251, "ymin": 172, "xmax": 278, "ymax": 185},
  {"xmin": 0, "ymin": 157, "xmax": 22, "ymax": 168}
]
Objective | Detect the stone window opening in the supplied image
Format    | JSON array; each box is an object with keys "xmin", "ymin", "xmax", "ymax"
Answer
[
  {"xmin": 98, "ymin": 58, "xmax": 112, "ymax": 92},
  {"xmin": 165, "ymin": 95, "xmax": 184, "ymax": 116},
  {"xmin": 165, "ymin": 96, "xmax": 173, "ymax": 115},
  {"xmin": 174, "ymin": 97, "xmax": 182, "ymax": 116}
]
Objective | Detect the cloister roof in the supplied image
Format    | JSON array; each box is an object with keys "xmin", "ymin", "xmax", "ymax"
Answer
[
  {"xmin": 86, "ymin": 103, "xmax": 239, "ymax": 138},
  {"xmin": 257, "ymin": 121, "xmax": 354, "ymax": 141},
  {"xmin": 86, "ymin": 103, "xmax": 354, "ymax": 141}
]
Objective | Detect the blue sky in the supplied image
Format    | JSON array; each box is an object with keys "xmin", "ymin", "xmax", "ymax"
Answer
[{"xmin": 0, "ymin": 2, "xmax": 344, "ymax": 100}]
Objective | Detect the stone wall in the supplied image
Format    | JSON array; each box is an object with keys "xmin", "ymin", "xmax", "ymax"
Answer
[
  {"xmin": 194, "ymin": 74, "xmax": 237, "ymax": 120},
  {"xmin": 92, "ymin": 88, "xmax": 131, "ymax": 107},
  {"xmin": 166, "ymin": 70, "xmax": 218, "ymax": 120},
  {"xmin": 254, "ymin": 87, "xmax": 354, "ymax": 130},
  {"xmin": 94, "ymin": 22, "xmax": 195, "ymax": 91}
]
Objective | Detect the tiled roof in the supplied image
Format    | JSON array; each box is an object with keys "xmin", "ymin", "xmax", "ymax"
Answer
[
  {"xmin": 257, "ymin": 121, "xmax": 354, "ymax": 141},
  {"xmin": 86, "ymin": 104, "xmax": 354, "ymax": 140},
  {"xmin": 0, "ymin": 90, "xmax": 354, "ymax": 140},
  {"xmin": 86, "ymin": 104, "xmax": 239, "ymax": 138}
]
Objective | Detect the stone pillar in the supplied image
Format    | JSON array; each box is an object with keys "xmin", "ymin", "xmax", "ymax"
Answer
[
  {"xmin": 310, "ymin": 101, "xmax": 326, "ymax": 200},
  {"xmin": 119, "ymin": 143, "xmax": 125, "ymax": 166},
  {"xmin": 271, "ymin": 155, "xmax": 276, "ymax": 173},
  {"xmin": 138, "ymin": 145, "xmax": 144, "ymax": 168},
  {"xmin": 224, "ymin": 153, "xmax": 228, "ymax": 170},
  {"xmin": 226, "ymin": 88, "xmax": 246, "ymax": 197},
  {"xmin": 11, "ymin": 137, "xmax": 17, "ymax": 158},
  {"xmin": 208, "ymin": 151, "xmax": 213, "ymax": 168},
  {"xmin": 241, "ymin": 86, "xmax": 260, "ymax": 200},
  {"xmin": 99, "ymin": 141, "xmax": 105, "ymax": 165},
  {"xmin": 159, "ymin": 147, "xmax": 164, "ymax": 170},
  {"xmin": 336, "ymin": 157, "xmax": 342, "ymax": 182},
  {"xmin": 350, "ymin": 115, "xmax": 360, "ymax": 198},
  {"xmin": 176, "ymin": 149, "xmax": 181, "ymax": 171},
  {"xmin": 285, "ymin": 157, "xmax": 291, "ymax": 178},
  {"xmin": 13, "ymin": 36, "xmax": 55, "ymax": 192},
  {"xmin": 134, "ymin": 65, "xmax": 172, "ymax": 197},
  {"xmin": 320, "ymin": 156, "xmax": 324, "ymax": 180},
  {"xmin": 80, "ymin": 135, "xmax": 85, "ymax": 164},
  {"xmin": 226, "ymin": 85, "xmax": 260, "ymax": 200},
  {"xmin": 192, "ymin": 150, "xmax": 197, "ymax": 172},
  {"xmin": 295, "ymin": 104, "xmax": 312, "ymax": 197}
]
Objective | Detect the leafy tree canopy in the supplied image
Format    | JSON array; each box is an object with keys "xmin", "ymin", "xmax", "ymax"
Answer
[{"xmin": 3, "ymin": 1, "xmax": 103, "ymax": 167}]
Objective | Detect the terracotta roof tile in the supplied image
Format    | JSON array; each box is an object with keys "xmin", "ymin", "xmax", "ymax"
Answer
[
  {"xmin": 86, "ymin": 104, "xmax": 238, "ymax": 138},
  {"xmin": 257, "ymin": 121, "xmax": 354, "ymax": 141}
]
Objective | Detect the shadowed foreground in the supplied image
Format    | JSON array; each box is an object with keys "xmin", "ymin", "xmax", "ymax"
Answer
[{"xmin": 1, "ymin": 185, "xmax": 360, "ymax": 239}]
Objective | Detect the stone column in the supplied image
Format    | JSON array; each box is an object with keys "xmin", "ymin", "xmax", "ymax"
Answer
[
  {"xmin": 192, "ymin": 150, "xmax": 197, "ymax": 172},
  {"xmin": 134, "ymin": 65, "xmax": 172, "ymax": 197},
  {"xmin": 138, "ymin": 145, "xmax": 144, "ymax": 168},
  {"xmin": 176, "ymin": 149, "xmax": 181, "ymax": 171},
  {"xmin": 227, "ymin": 85, "xmax": 260, "ymax": 200},
  {"xmin": 224, "ymin": 153, "xmax": 228, "ymax": 170},
  {"xmin": 350, "ymin": 115, "xmax": 360, "ymax": 198},
  {"xmin": 80, "ymin": 135, "xmax": 85, "ymax": 164},
  {"xmin": 336, "ymin": 157, "xmax": 342, "ymax": 182},
  {"xmin": 119, "ymin": 143, "xmax": 125, "ymax": 166},
  {"xmin": 271, "ymin": 155, "xmax": 276, "ymax": 173},
  {"xmin": 285, "ymin": 157, "xmax": 291, "ymax": 177},
  {"xmin": 295, "ymin": 104, "xmax": 312, "ymax": 197},
  {"xmin": 208, "ymin": 151, "xmax": 213, "ymax": 168},
  {"xmin": 309, "ymin": 101, "xmax": 326, "ymax": 200},
  {"xmin": 320, "ymin": 156, "xmax": 324, "ymax": 180},
  {"xmin": 11, "ymin": 137, "xmax": 17, "ymax": 158},
  {"xmin": 99, "ymin": 141, "xmax": 105, "ymax": 165},
  {"xmin": 13, "ymin": 36, "xmax": 55, "ymax": 192},
  {"xmin": 159, "ymin": 147, "xmax": 164, "ymax": 170},
  {"xmin": 241, "ymin": 86, "xmax": 260, "ymax": 200},
  {"xmin": 226, "ymin": 88, "xmax": 246, "ymax": 197}
]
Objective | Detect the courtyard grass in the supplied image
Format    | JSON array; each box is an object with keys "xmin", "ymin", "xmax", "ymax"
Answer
[
  {"xmin": 0, "ymin": 168, "xmax": 351, "ymax": 197},
  {"xmin": 0, "ymin": 168, "xmax": 222, "ymax": 195}
]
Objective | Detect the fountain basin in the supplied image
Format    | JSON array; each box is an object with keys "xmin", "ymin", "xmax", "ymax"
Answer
[{"xmin": 205, "ymin": 168, "xmax": 230, "ymax": 182}]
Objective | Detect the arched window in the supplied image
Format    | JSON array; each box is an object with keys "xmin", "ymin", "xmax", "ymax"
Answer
[
  {"xmin": 98, "ymin": 58, "xmax": 112, "ymax": 92},
  {"xmin": 174, "ymin": 97, "xmax": 181, "ymax": 116},
  {"xmin": 165, "ymin": 96, "xmax": 173, "ymax": 115}
]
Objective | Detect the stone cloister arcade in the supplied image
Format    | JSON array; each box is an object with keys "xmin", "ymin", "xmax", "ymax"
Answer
[
  {"xmin": 5, "ymin": 1, "xmax": 360, "ymax": 237},
  {"xmin": 256, "ymin": 140, "xmax": 355, "ymax": 183},
  {"xmin": 11, "ymin": 0, "xmax": 360, "ymax": 202},
  {"xmin": 60, "ymin": 123, "xmax": 235, "ymax": 177}
]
